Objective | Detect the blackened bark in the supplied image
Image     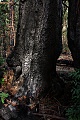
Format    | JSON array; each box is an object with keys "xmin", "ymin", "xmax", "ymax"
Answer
[
  {"xmin": 7, "ymin": 0, "xmax": 62, "ymax": 98},
  {"xmin": 68, "ymin": 0, "xmax": 80, "ymax": 68}
]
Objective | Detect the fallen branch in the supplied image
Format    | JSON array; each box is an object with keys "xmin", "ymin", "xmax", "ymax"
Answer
[
  {"xmin": 33, "ymin": 113, "xmax": 67, "ymax": 120},
  {"xmin": 57, "ymin": 59, "xmax": 74, "ymax": 67}
]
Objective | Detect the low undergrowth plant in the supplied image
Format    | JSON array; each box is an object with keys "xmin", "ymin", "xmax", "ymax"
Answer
[
  {"xmin": 0, "ymin": 57, "xmax": 5, "ymax": 86},
  {"xmin": 0, "ymin": 78, "xmax": 4, "ymax": 86},
  {"xmin": 66, "ymin": 69, "xmax": 80, "ymax": 120},
  {"xmin": 0, "ymin": 92, "xmax": 9, "ymax": 103},
  {"xmin": 0, "ymin": 57, "xmax": 9, "ymax": 104},
  {"xmin": 0, "ymin": 57, "xmax": 5, "ymax": 66}
]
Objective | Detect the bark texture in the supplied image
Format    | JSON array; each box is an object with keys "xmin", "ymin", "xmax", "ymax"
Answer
[
  {"xmin": 7, "ymin": 0, "xmax": 62, "ymax": 98},
  {"xmin": 68, "ymin": 0, "xmax": 80, "ymax": 68}
]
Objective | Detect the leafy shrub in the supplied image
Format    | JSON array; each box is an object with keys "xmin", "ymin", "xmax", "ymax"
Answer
[{"xmin": 66, "ymin": 69, "xmax": 80, "ymax": 120}]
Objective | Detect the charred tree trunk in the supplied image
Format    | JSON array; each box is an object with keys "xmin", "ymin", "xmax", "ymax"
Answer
[
  {"xmin": 7, "ymin": 0, "xmax": 62, "ymax": 99},
  {"xmin": 68, "ymin": 0, "xmax": 80, "ymax": 68}
]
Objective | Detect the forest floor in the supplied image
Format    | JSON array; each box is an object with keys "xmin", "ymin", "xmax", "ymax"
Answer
[
  {"xmin": 0, "ymin": 53, "xmax": 74, "ymax": 120},
  {"xmin": 33, "ymin": 53, "xmax": 74, "ymax": 120}
]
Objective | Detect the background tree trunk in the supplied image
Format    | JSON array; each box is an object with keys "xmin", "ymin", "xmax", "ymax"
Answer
[
  {"xmin": 68, "ymin": 0, "xmax": 80, "ymax": 68},
  {"xmin": 7, "ymin": 0, "xmax": 62, "ymax": 98}
]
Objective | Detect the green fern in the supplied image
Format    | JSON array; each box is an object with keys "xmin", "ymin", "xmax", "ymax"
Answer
[
  {"xmin": 0, "ymin": 92, "xmax": 9, "ymax": 103},
  {"xmin": 0, "ymin": 57, "xmax": 5, "ymax": 66}
]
